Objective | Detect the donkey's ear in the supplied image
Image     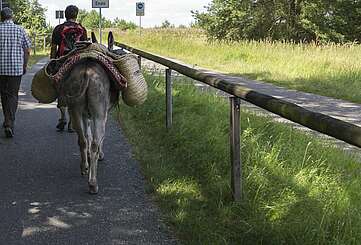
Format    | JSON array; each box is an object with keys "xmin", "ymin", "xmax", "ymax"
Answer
[
  {"xmin": 108, "ymin": 31, "xmax": 114, "ymax": 51},
  {"xmin": 91, "ymin": 32, "xmax": 98, "ymax": 43}
]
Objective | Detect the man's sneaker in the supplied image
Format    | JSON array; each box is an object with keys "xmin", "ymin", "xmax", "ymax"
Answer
[
  {"xmin": 56, "ymin": 119, "xmax": 67, "ymax": 131},
  {"xmin": 4, "ymin": 127, "xmax": 14, "ymax": 138}
]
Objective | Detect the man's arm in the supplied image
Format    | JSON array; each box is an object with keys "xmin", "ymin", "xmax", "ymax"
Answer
[
  {"xmin": 50, "ymin": 44, "xmax": 57, "ymax": 59},
  {"xmin": 23, "ymin": 48, "xmax": 30, "ymax": 75},
  {"xmin": 50, "ymin": 26, "xmax": 60, "ymax": 59},
  {"xmin": 82, "ymin": 28, "xmax": 88, "ymax": 41},
  {"xmin": 21, "ymin": 28, "xmax": 32, "ymax": 75}
]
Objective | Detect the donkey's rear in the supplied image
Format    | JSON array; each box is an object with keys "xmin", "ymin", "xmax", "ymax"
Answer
[{"xmin": 65, "ymin": 60, "xmax": 115, "ymax": 194}]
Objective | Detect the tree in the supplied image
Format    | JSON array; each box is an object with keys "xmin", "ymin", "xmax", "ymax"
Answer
[
  {"xmin": 192, "ymin": 0, "xmax": 361, "ymax": 43},
  {"xmin": 77, "ymin": 9, "xmax": 88, "ymax": 25},
  {"xmin": 81, "ymin": 10, "xmax": 102, "ymax": 29},
  {"xmin": 112, "ymin": 18, "xmax": 137, "ymax": 30},
  {"xmin": 78, "ymin": 10, "xmax": 112, "ymax": 29},
  {"xmin": 9, "ymin": 0, "xmax": 48, "ymax": 35},
  {"xmin": 160, "ymin": 20, "xmax": 174, "ymax": 28},
  {"xmin": 79, "ymin": 10, "xmax": 135, "ymax": 30}
]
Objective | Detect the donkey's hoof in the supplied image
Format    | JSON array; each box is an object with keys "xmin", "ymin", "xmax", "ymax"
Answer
[
  {"xmin": 99, "ymin": 152, "xmax": 105, "ymax": 161},
  {"xmin": 56, "ymin": 120, "xmax": 67, "ymax": 131},
  {"xmin": 81, "ymin": 168, "xmax": 89, "ymax": 176},
  {"xmin": 88, "ymin": 184, "xmax": 99, "ymax": 194}
]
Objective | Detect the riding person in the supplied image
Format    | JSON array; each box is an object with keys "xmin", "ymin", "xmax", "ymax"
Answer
[
  {"xmin": 50, "ymin": 5, "xmax": 87, "ymax": 131},
  {"xmin": 0, "ymin": 7, "xmax": 31, "ymax": 138}
]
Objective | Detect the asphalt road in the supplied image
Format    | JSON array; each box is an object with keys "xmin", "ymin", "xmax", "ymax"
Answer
[{"xmin": 0, "ymin": 59, "xmax": 177, "ymax": 245}]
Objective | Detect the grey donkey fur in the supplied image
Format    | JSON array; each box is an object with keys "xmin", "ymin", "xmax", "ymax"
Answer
[{"xmin": 63, "ymin": 60, "xmax": 117, "ymax": 194}]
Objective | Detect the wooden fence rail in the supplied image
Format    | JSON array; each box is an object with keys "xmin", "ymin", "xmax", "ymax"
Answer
[
  {"xmin": 115, "ymin": 41, "xmax": 361, "ymax": 201},
  {"xmin": 30, "ymin": 34, "xmax": 50, "ymax": 55},
  {"xmin": 115, "ymin": 41, "xmax": 361, "ymax": 148}
]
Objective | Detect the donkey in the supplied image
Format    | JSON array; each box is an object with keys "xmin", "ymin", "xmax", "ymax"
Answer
[
  {"xmin": 65, "ymin": 61, "xmax": 116, "ymax": 194},
  {"xmin": 63, "ymin": 33, "xmax": 117, "ymax": 194}
]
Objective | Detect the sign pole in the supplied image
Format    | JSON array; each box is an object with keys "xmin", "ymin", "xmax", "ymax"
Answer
[
  {"xmin": 92, "ymin": 0, "xmax": 109, "ymax": 44},
  {"xmin": 99, "ymin": 8, "xmax": 102, "ymax": 44},
  {"xmin": 136, "ymin": 2, "xmax": 145, "ymax": 37}
]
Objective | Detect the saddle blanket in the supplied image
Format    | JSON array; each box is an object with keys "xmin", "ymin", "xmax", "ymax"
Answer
[{"xmin": 46, "ymin": 42, "xmax": 127, "ymax": 90}]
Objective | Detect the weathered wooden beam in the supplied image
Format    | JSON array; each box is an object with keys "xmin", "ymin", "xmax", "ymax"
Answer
[{"xmin": 115, "ymin": 42, "xmax": 361, "ymax": 148}]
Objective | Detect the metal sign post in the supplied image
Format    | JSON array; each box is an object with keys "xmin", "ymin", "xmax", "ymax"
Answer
[
  {"xmin": 99, "ymin": 7, "xmax": 102, "ymax": 44},
  {"xmin": 136, "ymin": 2, "xmax": 145, "ymax": 37},
  {"xmin": 92, "ymin": 0, "xmax": 109, "ymax": 45}
]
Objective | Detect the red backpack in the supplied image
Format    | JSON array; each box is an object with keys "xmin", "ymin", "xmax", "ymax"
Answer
[{"xmin": 58, "ymin": 24, "xmax": 84, "ymax": 57}]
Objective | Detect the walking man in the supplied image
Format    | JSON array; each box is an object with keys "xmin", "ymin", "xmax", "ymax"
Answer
[
  {"xmin": 0, "ymin": 7, "xmax": 31, "ymax": 138},
  {"xmin": 50, "ymin": 5, "xmax": 87, "ymax": 132}
]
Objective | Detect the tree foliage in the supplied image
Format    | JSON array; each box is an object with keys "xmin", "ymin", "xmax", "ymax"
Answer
[
  {"xmin": 160, "ymin": 20, "xmax": 174, "ymax": 28},
  {"xmin": 8, "ymin": 0, "xmax": 49, "ymax": 35},
  {"xmin": 78, "ymin": 10, "xmax": 111, "ymax": 29},
  {"xmin": 193, "ymin": 0, "xmax": 361, "ymax": 43},
  {"xmin": 78, "ymin": 9, "xmax": 136, "ymax": 30},
  {"xmin": 112, "ymin": 17, "xmax": 137, "ymax": 30}
]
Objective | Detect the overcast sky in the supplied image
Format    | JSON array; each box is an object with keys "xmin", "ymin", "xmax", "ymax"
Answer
[{"xmin": 38, "ymin": 0, "xmax": 212, "ymax": 27}]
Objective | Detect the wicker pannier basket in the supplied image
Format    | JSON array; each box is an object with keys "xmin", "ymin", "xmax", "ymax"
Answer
[
  {"xmin": 114, "ymin": 54, "xmax": 147, "ymax": 106},
  {"xmin": 31, "ymin": 67, "xmax": 58, "ymax": 104}
]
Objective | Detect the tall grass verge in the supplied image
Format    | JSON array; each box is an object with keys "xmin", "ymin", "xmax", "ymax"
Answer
[
  {"xmin": 118, "ymin": 73, "xmax": 361, "ymax": 244},
  {"xmin": 28, "ymin": 50, "xmax": 48, "ymax": 68},
  {"xmin": 112, "ymin": 28, "xmax": 361, "ymax": 104}
]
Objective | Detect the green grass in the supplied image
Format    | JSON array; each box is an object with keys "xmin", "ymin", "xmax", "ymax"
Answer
[
  {"xmin": 28, "ymin": 50, "xmax": 48, "ymax": 68},
  {"xmin": 111, "ymin": 28, "xmax": 361, "ymax": 104},
  {"xmin": 118, "ymin": 73, "xmax": 361, "ymax": 244}
]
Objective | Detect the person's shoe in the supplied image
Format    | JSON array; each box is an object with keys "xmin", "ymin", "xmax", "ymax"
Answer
[
  {"xmin": 56, "ymin": 119, "xmax": 67, "ymax": 132},
  {"xmin": 67, "ymin": 120, "xmax": 74, "ymax": 133},
  {"xmin": 4, "ymin": 127, "xmax": 14, "ymax": 138}
]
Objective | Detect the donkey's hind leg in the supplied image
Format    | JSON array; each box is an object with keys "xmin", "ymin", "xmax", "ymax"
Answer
[
  {"xmin": 88, "ymin": 117, "xmax": 106, "ymax": 194},
  {"xmin": 99, "ymin": 139, "xmax": 105, "ymax": 161},
  {"xmin": 69, "ymin": 106, "xmax": 89, "ymax": 176}
]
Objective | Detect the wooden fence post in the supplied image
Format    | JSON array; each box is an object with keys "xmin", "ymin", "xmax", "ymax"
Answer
[
  {"xmin": 230, "ymin": 97, "xmax": 241, "ymax": 201},
  {"xmin": 33, "ymin": 34, "xmax": 36, "ymax": 55},
  {"xmin": 166, "ymin": 68, "xmax": 173, "ymax": 129}
]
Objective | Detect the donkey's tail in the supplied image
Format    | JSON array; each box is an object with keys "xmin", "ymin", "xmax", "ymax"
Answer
[{"xmin": 65, "ymin": 62, "xmax": 91, "ymax": 100}]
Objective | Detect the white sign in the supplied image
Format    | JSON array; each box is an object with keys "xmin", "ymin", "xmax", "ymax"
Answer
[
  {"xmin": 92, "ymin": 0, "xmax": 109, "ymax": 8},
  {"xmin": 136, "ymin": 2, "xmax": 145, "ymax": 16}
]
